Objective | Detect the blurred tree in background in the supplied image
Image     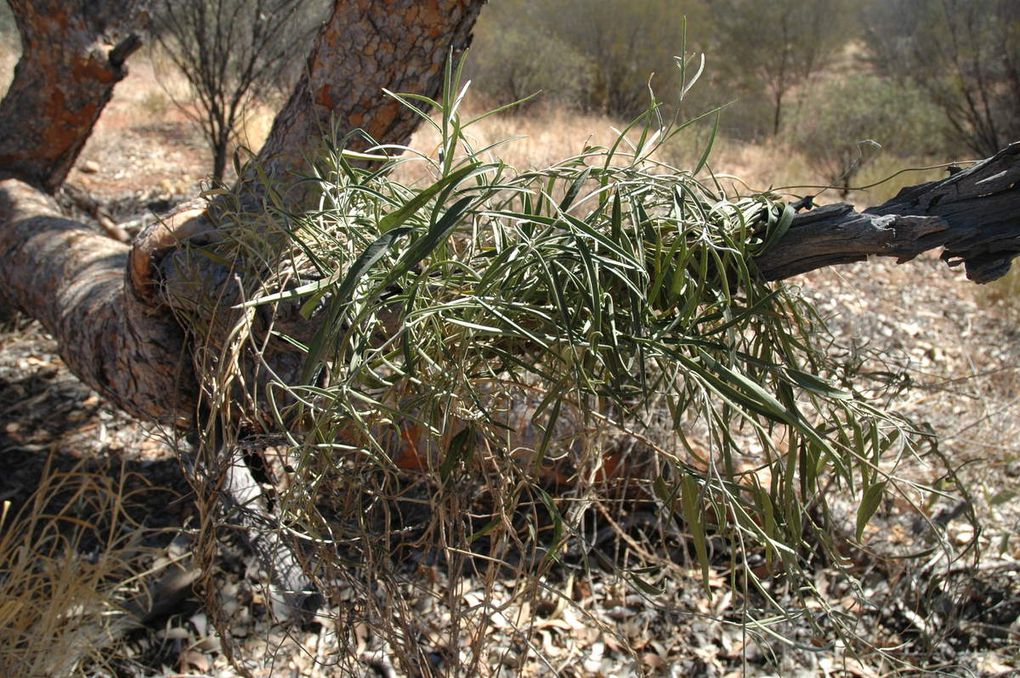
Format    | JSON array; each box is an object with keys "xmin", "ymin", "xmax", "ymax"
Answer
[
  {"xmin": 466, "ymin": 0, "xmax": 593, "ymax": 111},
  {"xmin": 707, "ymin": 0, "xmax": 855, "ymax": 138},
  {"xmin": 540, "ymin": 0, "xmax": 705, "ymax": 118},
  {"xmin": 790, "ymin": 74, "xmax": 944, "ymax": 196},
  {"xmin": 0, "ymin": 2, "xmax": 12, "ymax": 35},
  {"xmin": 467, "ymin": 0, "xmax": 707, "ymax": 119},
  {"xmin": 150, "ymin": 0, "xmax": 329, "ymax": 182},
  {"xmin": 467, "ymin": 0, "xmax": 1020, "ymax": 168},
  {"xmin": 864, "ymin": 0, "xmax": 1020, "ymax": 157}
]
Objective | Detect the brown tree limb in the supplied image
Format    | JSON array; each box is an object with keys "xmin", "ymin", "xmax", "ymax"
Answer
[
  {"xmin": 0, "ymin": 0, "xmax": 145, "ymax": 192},
  {"xmin": 0, "ymin": 0, "xmax": 488, "ymax": 426},
  {"xmin": 755, "ymin": 142, "xmax": 1020, "ymax": 283},
  {"xmin": 0, "ymin": 179, "xmax": 195, "ymax": 423}
]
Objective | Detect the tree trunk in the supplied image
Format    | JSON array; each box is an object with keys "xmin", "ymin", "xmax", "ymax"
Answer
[
  {"xmin": 212, "ymin": 137, "xmax": 229, "ymax": 185},
  {"xmin": 0, "ymin": 0, "xmax": 144, "ymax": 192},
  {"xmin": 0, "ymin": 180, "xmax": 196, "ymax": 423},
  {"xmin": 0, "ymin": 0, "xmax": 487, "ymax": 621},
  {"xmin": 254, "ymin": 0, "xmax": 483, "ymax": 200},
  {"xmin": 0, "ymin": 0, "xmax": 486, "ymax": 427}
]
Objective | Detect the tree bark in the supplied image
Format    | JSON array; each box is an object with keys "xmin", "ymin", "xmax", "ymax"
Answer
[
  {"xmin": 0, "ymin": 179, "xmax": 196, "ymax": 423},
  {"xmin": 0, "ymin": 0, "xmax": 487, "ymax": 620},
  {"xmin": 254, "ymin": 0, "xmax": 483, "ymax": 198},
  {"xmin": 0, "ymin": 0, "xmax": 487, "ymax": 427},
  {"xmin": 0, "ymin": 1, "xmax": 145, "ymax": 192},
  {"xmin": 755, "ymin": 142, "xmax": 1020, "ymax": 283}
]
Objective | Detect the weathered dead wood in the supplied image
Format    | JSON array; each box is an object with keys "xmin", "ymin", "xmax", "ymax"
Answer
[
  {"xmin": 220, "ymin": 451, "xmax": 321, "ymax": 620},
  {"xmin": 755, "ymin": 142, "xmax": 1020, "ymax": 283}
]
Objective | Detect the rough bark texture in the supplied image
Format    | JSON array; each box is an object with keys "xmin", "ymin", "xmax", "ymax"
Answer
[
  {"xmin": 0, "ymin": 0, "xmax": 488, "ymax": 427},
  {"xmin": 254, "ymin": 0, "xmax": 484, "ymax": 190},
  {"xmin": 755, "ymin": 142, "xmax": 1020, "ymax": 283},
  {"xmin": 0, "ymin": 0, "xmax": 144, "ymax": 192},
  {"xmin": 0, "ymin": 179, "xmax": 195, "ymax": 423}
]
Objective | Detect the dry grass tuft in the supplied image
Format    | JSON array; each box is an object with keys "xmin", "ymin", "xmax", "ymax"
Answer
[{"xmin": 0, "ymin": 459, "xmax": 161, "ymax": 676}]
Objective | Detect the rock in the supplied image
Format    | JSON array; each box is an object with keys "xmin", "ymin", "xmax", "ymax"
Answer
[{"xmin": 80, "ymin": 160, "xmax": 100, "ymax": 174}]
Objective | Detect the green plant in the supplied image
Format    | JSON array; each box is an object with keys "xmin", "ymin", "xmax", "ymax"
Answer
[
  {"xmin": 187, "ymin": 58, "xmax": 967, "ymax": 672},
  {"xmin": 466, "ymin": 13, "xmax": 593, "ymax": 110},
  {"xmin": 139, "ymin": 89, "xmax": 171, "ymax": 120}
]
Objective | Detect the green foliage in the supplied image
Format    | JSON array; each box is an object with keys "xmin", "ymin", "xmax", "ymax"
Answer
[
  {"xmin": 864, "ymin": 0, "xmax": 1020, "ymax": 156},
  {"xmin": 707, "ymin": 0, "xmax": 856, "ymax": 137},
  {"xmin": 194, "ymin": 63, "xmax": 958, "ymax": 662},
  {"xmin": 790, "ymin": 74, "xmax": 944, "ymax": 195},
  {"xmin": 466, "ymin": 8, "xmax": 593, "ymax": 110}
]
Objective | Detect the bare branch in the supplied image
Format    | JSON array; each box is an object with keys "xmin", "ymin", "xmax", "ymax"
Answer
[{"xmin": 755, "ymin": 142, "xmax": 1020, "ymax": 282}]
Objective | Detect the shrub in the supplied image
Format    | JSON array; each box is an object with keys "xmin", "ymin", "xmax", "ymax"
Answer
[
  {"xmin": 181, "ymin": 61, "xmax": 965, "ymax": 671},
  {"xmin": 789, "ymin": 74, "xmax": 945, "ymax": 196},
  {"xmin": 467, "ymin": 21, "xmax": 594, "ymax": 110}
]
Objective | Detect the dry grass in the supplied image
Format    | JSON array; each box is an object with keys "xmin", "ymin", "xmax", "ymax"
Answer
[
  {"xmin": 0, "ymin": 459, "xmax": 162, "ymax": 676},
  {"xmin": 397, "ymin": 98, "xmax": 947, "ymax": 212}
]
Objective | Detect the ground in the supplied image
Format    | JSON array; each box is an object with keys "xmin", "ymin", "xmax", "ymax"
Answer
[{"xmin": 1, "ymin": 58, "xmax": 1018, "ymax": 677}]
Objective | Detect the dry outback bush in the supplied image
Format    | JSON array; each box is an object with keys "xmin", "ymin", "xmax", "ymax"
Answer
[{"xmin": 0, "ymin": 2, "xmax": 1018, "ymax": 676}]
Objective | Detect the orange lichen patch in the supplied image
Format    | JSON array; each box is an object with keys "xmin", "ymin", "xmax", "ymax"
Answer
[
  {"xmin": 420, "ymin": 0, "xmax": 444, "ymax": 38},
  {"xmin": 366, "ymin": 101, "xmax": 400, "ymax": 139},
  {"xmin": 393, "ymin": 422, "xmax": 426, "ymax": 471},
  {"xmin": 315, "ymin": 83, "xmax": 335, "ymax": 110}
]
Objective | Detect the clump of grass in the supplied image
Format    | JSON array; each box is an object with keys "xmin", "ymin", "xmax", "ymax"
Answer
[
  {"xmin": 0, "ymin": 459, "xmax": 160, "ymax": 676},
  {"xmin": 189, "ymin": 56, "xmax": 969, "ymax": 672},
  {"xmin": 139, "ymin": 89, "xmax": 171, "ymax": 121}
]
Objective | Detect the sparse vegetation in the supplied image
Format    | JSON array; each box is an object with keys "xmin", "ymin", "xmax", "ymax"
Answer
[
  {"xmin": 0, "ymin": 462, "xmax": 162, "ymax": 676},
  {"xmin": 790, "ymin": 74, "xmax": 944, "ymax": 196},
  {"xmin": 149, "ymin": 0, "xmax": 329, "ymax": 181},
  {"xmin": 0, "ymin": 1, "xmax": 1017, "ymax": 675},
  {"xmin": 865, "ymin": 0, "xmax": 1020, "ymax": 156}
]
